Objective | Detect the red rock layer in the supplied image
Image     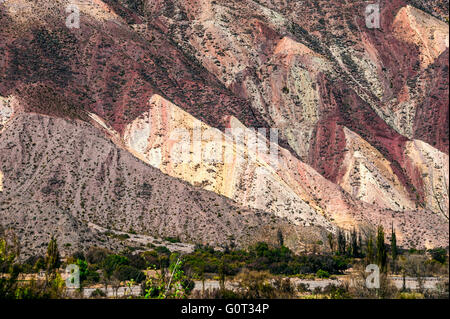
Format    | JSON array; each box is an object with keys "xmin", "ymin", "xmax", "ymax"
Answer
[
  {"xmin": 0, "ymin": 2, "xmax": 269, "ymax": 136},
  {"xmin": 413, "ymin": 49, "xmax": 449, "ymax": 154}
]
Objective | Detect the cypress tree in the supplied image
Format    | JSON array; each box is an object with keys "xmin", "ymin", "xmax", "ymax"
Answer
[
  {"xmin": 351, "ymin": 228, "xmax": 359, "ymax": 257},
  {"xmin": 327, "ymin": 233, "xmax": 334, "ymax": 253},
  {"xmin": 337, "ymin": 229, "xmax": 346, "ymax": 255},
  {"xmin": 346, "ymin": 232, "xmax": 352, "ymax": 256},
  {"xmin": 358, "ymin": 232, "xmax": 363, "ymax": 256},
  {"xmin": 44, "ymin": 236, "xmax": 60, "ymax": 286},
  {"xmin": 367, "ymin": 235, "xmax": 374, "ymax": 264},
  {"xmin": 218, "ymin": 256, "xmax": 226, "ymax": 291},
  {"xmin": 45, "ymin": 236, "xmax": 60, "ymax": 273},
  {"xmin": 277, "ymin": 229, "xmax": 284, "ymax": 247},
  {"xmin": 376, "ymin": 226, "xmax": 387, "ymax": 272},
  {"xmin": 391, "ymin": 224, "xmax": 398, "ymax": 273}
]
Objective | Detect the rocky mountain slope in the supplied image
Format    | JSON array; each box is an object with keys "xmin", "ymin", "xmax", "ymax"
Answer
[
  {"xmin": 0, "ymin": 112, "xmax": 309, "ymax": 257},
  {"xmin": 0, "ymin": 0, "xmax": 448, "ymax": 255}
]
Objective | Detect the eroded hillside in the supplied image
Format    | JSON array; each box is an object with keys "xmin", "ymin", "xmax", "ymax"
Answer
[
  {"xmin": 0, "ymin": 112, "xmax": 314, "ymax": 256},
  {"xmin": 0, "ymin": 0, "xmax": 448, "ymax": 253}
]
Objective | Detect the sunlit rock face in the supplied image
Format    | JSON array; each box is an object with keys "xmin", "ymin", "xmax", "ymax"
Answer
[
  {"xmin": 392, "ymin": 5, "xmax": 449, "ymax": 69},
  {"xmin": 338, "ymin": 127, "xmax": 415, "ymax": 211},
  {"xmin": 403, "ymin": 140, "xmax": 449, "ymax": 219},
  {"xmin": 337, "ymin": 127, "xmax": 449, "ymax": 217},
  {"xmin": 124, "ymin": 94, "xmax": 334, "ymax": 230}
]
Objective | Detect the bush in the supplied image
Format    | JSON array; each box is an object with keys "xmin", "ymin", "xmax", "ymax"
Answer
[
  {"xmin": 235, "ymin": 270, "xmax": 276, "ymax": 299},
  {"xmin": 90, "ymin": 288, "xmax": 106, "ymax": 298},
  {"xmin": 102, "ymin": 254, "xmax": 129, "ymax": 277},
  {"xmin": 155, "ymin": 246, "xmax": 171, "ymax": 255},
  {"xmin": 316, "ymin": 269, "xmax": 330, "ymax": 279},
  {"xmin": 113, "ymin": 265, "xmax": 145, "ymax": 283},
  {"xmin": 297, "ymin": 283, "xmax": 310, "ymax": 293},
  {"xmin": 398, "ymin": 292, "xmax": 424, "ymax": 299},
  {"xmin": 23, "ymin": 255, "xmax": 43, "ymax": 273},
  {"xmin": 322, "ymin": 284, "xmax": 351, "ymax": 299},
  {"xmin": 85, "ymin": 269, "xmax": 100, "ymax": 284},
  {"xmin": 86, "ymin": 247, "xmax": 109, "ymax": 264},
  {"xmin": 125, "ymin": 253, "xmax": 146, "ymax": 270},
  {"xmin": 429, "ymin": 248, "xmax": 447, "ymax": 264},
  {"xmin": 141, "ymin": 251, "xmax": 159, "ymax": 268},
  {"xmin": 32, "ymin": 257, "xmax": 46, "ymax": 272},
  {"xmin": 164, "ymin": 237, "xmax": 180, "ymax": 243},
  {"xmin": 72, "ymin": 251, "xmax": 85, "ymax": 261},
  {"xmin": 181, "ymin": 278, "xmax": 195, "ymax": 295}
]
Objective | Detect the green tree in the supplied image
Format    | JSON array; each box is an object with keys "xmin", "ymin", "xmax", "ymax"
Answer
[
  {"xmin": 358, "ymin": 233, "xmax": 363, "ymax": 256},
  {"xmin": 102, "ymin": 254, "xmax": 129, "ymax": 278},
  {"xmin": 277, "ymin": 229, "xmax": 284, "ymax": 247},
  {"xmin": 429, "ymin": 247, "xmax": 447, "ymax": 264},
  {"xmin": 316, "ymin": 269, "xmax": 330, "ymax": 279},
  {"xmin": 45, "ymin": 236, "xmax": 60, "ymax": 275},
  {"xmin": 76, "ymin": 259, "xmax": 89, "ymax": 283},
  {"xmin": 376, "ymin": 226, "xmax": 387, "ymax": 273},
  {"xmin": 113, "ymin": 265, "xmax": 145, "ymax": 283},
  {"xmin": 391, "ymin": 224, "xmax": 398, "ymax": 273},
  {"xmin": 218, "ymin": 256, "xmax": 226, "ymax": 291},
  {"xmin": 351, "ymin": 228, "xmax": 359, "ymax": 257},
  {"xmin": 366, "ymin": 235, "xmax": 374, "ymax": 264},
  {"xmin": 327, "ymin": 233, "xmax": 334, "ymax": 253},
  {"xmin": 337, "ymin": 229, "xmax": 346, "ymax": 255}
]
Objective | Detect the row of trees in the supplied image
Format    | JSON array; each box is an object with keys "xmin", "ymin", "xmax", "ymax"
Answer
[{"xmin": 328, "ymin": 224, "xmax": 399, "ymax": 273}]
